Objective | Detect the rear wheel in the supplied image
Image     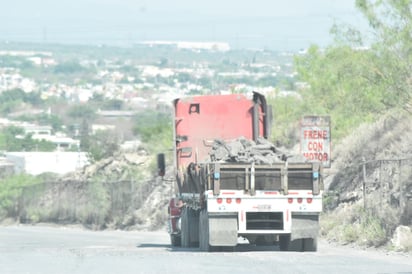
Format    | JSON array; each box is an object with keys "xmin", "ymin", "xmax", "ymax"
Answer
[
  {"xmin": 279, "ymin": 235, "xmax": 290, "ymax": 251},
  {"xmin": 255, "ymin": 235, "xmax": 275, "ymax": 246},
  {"xmin": 181, "ymin": 207, "xmax": 190, "ymax": 247},
  {"xmin": 170, "ymin": 234, "xmax": 181, "ymax": 247},
  {"xmin": 303, "ymin": 237, "xmax": 317, "ymax": 252},
  {"xmin": 199, "ymin": 209, "xmax": 209, "ymax": 251},
  {"xmin": 289, "ymin": 239, "xmax": 304, "ymax": 251},
  {"xmin": 279, "ymin": 235, "xmax": 317, "ymax": 252}
]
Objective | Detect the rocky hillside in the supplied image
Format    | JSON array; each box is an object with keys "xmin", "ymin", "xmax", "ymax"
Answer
[
  {"xmin": 322, "ymin": 110, "xmax": 412, "ymax": 250},
  {"xmin": 12, "ymin": 149, "xmax": 172, "ymax": 231}
]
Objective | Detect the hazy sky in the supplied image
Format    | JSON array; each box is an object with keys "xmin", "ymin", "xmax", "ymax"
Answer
[{"xmin": 0, "ymin": 0, "xmax": 367, "ymax": 51}]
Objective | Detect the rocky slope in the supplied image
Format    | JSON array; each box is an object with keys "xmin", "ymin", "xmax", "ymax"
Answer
[{"xmin": 322, "ymin": 110, "xmax": 412, "ymax": 250}]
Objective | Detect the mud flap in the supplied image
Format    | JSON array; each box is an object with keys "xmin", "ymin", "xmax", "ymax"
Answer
[
  {"xmin": 209, "ymin": 214, "xmax": 238, "ymax": 246},
  {"xmin": 181, "ymin": 207, "xmax": 199, "ymax": 247},
  {"xmin": 291, "ymin": 214, "xmax": 319, "ymax": 240}
]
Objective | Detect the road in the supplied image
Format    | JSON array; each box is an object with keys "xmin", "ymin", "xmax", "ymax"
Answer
[{"xmin": 0, "ymin": 225, "xmax": 411, "ymax": 274}]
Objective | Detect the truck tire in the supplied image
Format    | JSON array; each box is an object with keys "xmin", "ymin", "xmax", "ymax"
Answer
[
  {"xmin": 255, "ymin": 235, "xmax": 275, "ymax": 246},
  {"xmin": 279, "ymin": 236, "xmax": 317, "ymax": 252},
  {"xmin": 279, "ymin": 235, "xmax": 304, "ymax": 251},
  {"xmin": 181, "ymin": 207, "xmax": 190, "ymax": 248},
  {"xmin": 199, "ymin": 209, "xmax": 210, "ymax": 251},
  {"xmin": 170, "ymin": 234, "xmax": 181, "ymax": 247},
  {"xmin": 289, "ymin": 239, "xmax": 304, "ymax": 251},
  {"xmin": 303, "ymin": 237, "xmax": 317, "ymax": 252},
  {"xmin": 279, "ymin": 235, "xmax": 290, "ymax": 251}
]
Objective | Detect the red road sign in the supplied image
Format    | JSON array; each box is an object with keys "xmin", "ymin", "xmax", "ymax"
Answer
[{"xmin": 301, "ymin": 116, "xmax": 331, "ymax": 168}]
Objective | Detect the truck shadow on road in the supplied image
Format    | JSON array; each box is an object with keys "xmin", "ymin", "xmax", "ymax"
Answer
[
  {"xmin": 137, "ymin": 243, "xmax": 171, "ymax": 248},
  {"xmin": 137, "ymin": 243, "xmax": 281, "ymax": 252}
]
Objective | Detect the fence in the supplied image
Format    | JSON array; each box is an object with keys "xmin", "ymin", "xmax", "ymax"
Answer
[
  {"xmin": 360, "ymin": 157, "xmax": 412, "ymax": 225},
  {"xmin": 17, "ymin": 178, "xmax": 167, "ymax": 228}
]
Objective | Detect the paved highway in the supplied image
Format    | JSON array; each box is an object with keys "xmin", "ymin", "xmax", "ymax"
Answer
[{"xmin": 0, "ymin": 225, "xmax": 411, "ymax": 274}]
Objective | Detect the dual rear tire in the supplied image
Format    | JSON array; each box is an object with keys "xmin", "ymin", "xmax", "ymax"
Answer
[{"xmin": 279, "ymin": 235, "xmax": 317, "ymax": 252}]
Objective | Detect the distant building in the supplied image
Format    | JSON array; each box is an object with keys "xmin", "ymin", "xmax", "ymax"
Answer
[
  {"xmin": 92, "ymin": 124, "xmax": 116, "ymax": 134},
  {"xmin": 0, "ymin": 157, "xmax": 14, "ymax": 178},
  {"xmin": 120, "ymin": 140, "xmax": 142, "ymax": 152},
  {"xmin": 97, "ymin": 110, "xmax": 136, "ymax": 118},
  {"xmin": 21, "ymin": 125, "xmax": 79, "ymax": 151},
  {"xmin": 23, "ymin": 125, "xmax": 52, "ymax": 136},
  {"xmin": 5, "ymin": 152, "xmax": 89, "ymax": 175},
  {"xmin": 139, "ymin": 41, "xmax": 230, "ymax": 52},
  {"xmin": 31, "ymin": 134, "xmax": 80, "ymax": 151}
]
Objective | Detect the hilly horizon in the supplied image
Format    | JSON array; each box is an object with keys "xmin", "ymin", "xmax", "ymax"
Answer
[{"xmin": 0, "ymin": 0, "xmax": 367, "ymax": 51}]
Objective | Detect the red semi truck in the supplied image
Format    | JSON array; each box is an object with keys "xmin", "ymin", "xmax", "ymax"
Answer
[{"xmin": 158, "ymin": 92, "xmax": 323, "ymax": 251}]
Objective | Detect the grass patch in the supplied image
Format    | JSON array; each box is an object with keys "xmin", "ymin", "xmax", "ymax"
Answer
[
  {"xmin": 321, "ymin": 203, "xmax": 387, "ymax": 247},
  {"xmin": 76, "ymin": 179, "xmax": 110, "ymax": 229},
  {"xmin": 0, "ymin": 174, "xmax": 40, "ymax": 219}
]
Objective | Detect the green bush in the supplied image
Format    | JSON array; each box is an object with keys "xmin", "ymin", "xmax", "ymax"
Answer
[
  {"xmin": 341, "ymin": 224, "xmax": 359, "ymax": 244},
  {"xmin": 132, "ymin": 110, "xmax": 173, "ymax": 153},
  {"xmin": 359, "ymin": 214, "xmax": 387, "ymax": 247},
  {"xmin": 77, "ymin": 179, "xmax": 110, "ymax": 228},
  {"xmin": 0, "ymin": 175, "xmax": 40, "ymax": 219},
  {"xmin": 321, "ymin": 204, "xmax": 388, "ymax": 247}
]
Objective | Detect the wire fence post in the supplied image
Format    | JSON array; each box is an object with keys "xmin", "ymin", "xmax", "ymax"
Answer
[
  {"xmin": 362, "ymin": 157, "xmax": 366, "ymax": 209},
  {"xmin": 398, "ymin": 159, "xmax": 404, "ymax": 224}
]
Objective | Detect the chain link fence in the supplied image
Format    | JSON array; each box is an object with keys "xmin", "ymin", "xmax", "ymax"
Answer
[{"xmin": 361, "ymin": 157, "xmax": 412, "ymax": 226}]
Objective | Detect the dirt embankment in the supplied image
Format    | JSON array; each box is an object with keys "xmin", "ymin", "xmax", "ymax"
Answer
[
  {"xmin": 11, "ymin": 150, "xmax": 172, "ymax": 231},
  {"xmin": 322, "ymin": 110, "xmax": 412, "ymax": 251}
]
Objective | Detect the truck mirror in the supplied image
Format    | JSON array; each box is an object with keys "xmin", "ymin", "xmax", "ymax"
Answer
[{"xmin": 157, "ymin": 153, "xmax": 166, "ymax": 177}]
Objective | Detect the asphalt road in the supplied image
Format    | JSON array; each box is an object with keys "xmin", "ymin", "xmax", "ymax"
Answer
[{"xmin": 0, "ymin": 225, "xmax": 411, "ymax": 274}]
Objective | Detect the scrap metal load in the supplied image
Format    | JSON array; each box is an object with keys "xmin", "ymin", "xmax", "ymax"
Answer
[
  {"xmin": 209, "ymin": 136, "xmax": 306, "ymax": 164},
  {"xmin": 180, "ymin": 136, "xmax": 314, "ymax": 204}
]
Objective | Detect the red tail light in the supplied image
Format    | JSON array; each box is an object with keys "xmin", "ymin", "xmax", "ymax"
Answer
[
  {"xmin": 297, "ymin": 198, "xmax": 303, "ymax": 204},
  {"xmin": 307, "ymin": 198, "xmax": 313, "ymax": 203},
  {"xmin": 217, "ymin": 198, "xmax": 223, "ymax": 204},
  {"xmin": 288, "ymin": 198, "xmax": 293, "ymax": 204},
  {"xmin": 236, "ymin": 198, "xmax": 241, "ymax": 204},
  {"xmin": 226, "ymin": 198, "xmax": 232, "ymax": 204}
]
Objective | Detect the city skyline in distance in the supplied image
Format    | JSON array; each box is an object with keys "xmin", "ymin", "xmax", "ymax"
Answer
[{"xmin": 0, "ymin": 0, "xmax": 368, "ymax": 51}]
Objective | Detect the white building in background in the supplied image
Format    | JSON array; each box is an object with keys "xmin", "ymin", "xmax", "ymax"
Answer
[
  {"xmin": 21, "ymin": 125, "xmax": 79, "ymax": 151},
  {"xmin": 140, "ymin": 41, "xmax": 230, "ymax": 52},
  {"xmin": 0, "ymin": 156, "xmax": 14, "ymax": 178},
  {"xmin": 31, "ymin": 134, "xmax": 80, "ymax": 151},
  {"xmin": 5, "ymin": 152, "xmax": 89, "ymax": 175},
  {"xmin": 23, "ymin": 125, "xmax": 52, "ymax": 136}
]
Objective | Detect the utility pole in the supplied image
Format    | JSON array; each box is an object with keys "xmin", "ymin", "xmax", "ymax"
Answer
[{"xmin": 43, "ymin": 26, "xmax": 47, "ymax": 43}]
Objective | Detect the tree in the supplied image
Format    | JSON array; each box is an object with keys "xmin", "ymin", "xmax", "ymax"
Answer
[
  {"xmin": 53, "ymin": 61, "xmax": 86, "ymax": 74},
  {"xmin": 102, "ymin": 99, "xmax": 124, "ymax": 110},
  {"xmin": 344, "ymin": 0, "xmax": 411, "ymax": 107},
  {"xmin": 132, "ymin": 110, "xmax": 172, "ymax": 153},
  {"xmin": 0, "ymin": 174, "xmax": 40, "ymax": 218},
  {"xmin": 87, "ymin": 130, "xmax": 120, "ymax": 161},
  {"xmin": 79, "ymin": 118, "xmax": 91, "ymax": 152},
  {"xmin": 68, "ymin": 104, "xmax": 96, "ymax": 120},
  {"xmin": 0, "ymin": 126, "xmax": 55, "ymax": 152},
  {"xmin": 289, "ymin": 1, "xmax": 412, "ymax": 139}
]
